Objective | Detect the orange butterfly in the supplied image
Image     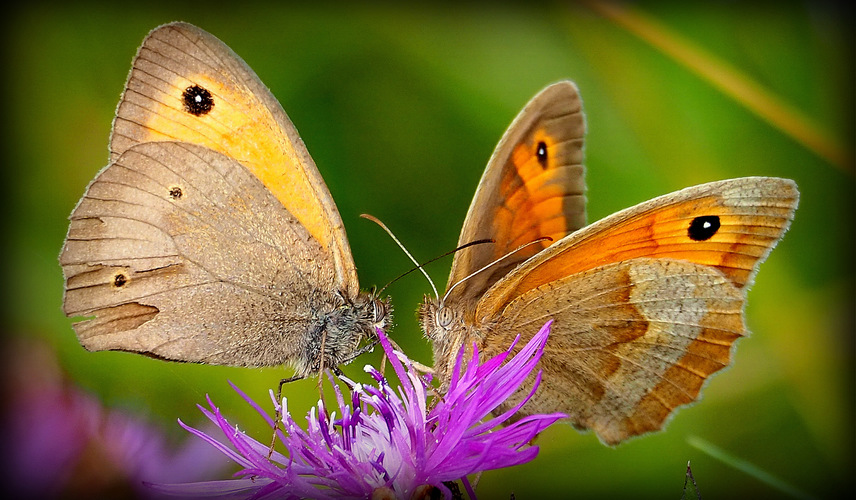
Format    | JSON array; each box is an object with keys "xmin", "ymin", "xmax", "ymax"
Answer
[{"xmin": 420, "ymin": 81, "xmax": 799, "ymax": 445}]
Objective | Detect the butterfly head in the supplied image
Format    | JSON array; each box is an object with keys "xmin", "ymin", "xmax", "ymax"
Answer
[
  {"xmin": 419, "ymin": 297, "xmax": 459, "ymax": 341},
  {"xmin": 419, "ymin": 295, "xmax": 485, "ymax": 388},
  {"xmin": 351, "ymin": 289, "xmax": 392, "ymax": 335},
  {"xmin": 368, "ymin": 293, "xmax": 392, "ymax": 332}
]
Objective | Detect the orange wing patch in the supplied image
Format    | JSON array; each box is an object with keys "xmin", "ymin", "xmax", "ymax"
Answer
[
  {"xmin": 492, "ymin": 182, "xmax": 797, "ymax": 309},
  {"xmin": 110, "ymin": 25, "xmax": 336, "ymax": 255},
  {"xmin": 443, "ymin": 82, "xmax": 586, "ymax": 303},
  {"xmin": 493, "ymin": 129, "xmax": 585, "ymax": 264}
]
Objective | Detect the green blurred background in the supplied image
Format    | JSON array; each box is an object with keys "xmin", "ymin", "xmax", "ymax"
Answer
[{"xmin": 3, "ymin": 1, "xmax": 853, "ymax": 498}]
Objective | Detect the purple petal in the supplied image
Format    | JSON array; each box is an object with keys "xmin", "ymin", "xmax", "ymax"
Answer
[{"xmin": 164, "ymin": 321, "xmax": 562, "ymax": 498}]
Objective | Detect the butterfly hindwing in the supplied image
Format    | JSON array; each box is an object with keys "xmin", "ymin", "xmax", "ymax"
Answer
[{"xmin": 62, "ymin": 142, "xmax": 331, "ymax": 366}]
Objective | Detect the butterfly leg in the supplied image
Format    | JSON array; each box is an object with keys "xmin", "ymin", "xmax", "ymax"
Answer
[
  {"xmin": 268, "ymin": 373, "xmax": 305, "ymax": 458},
  {"xmin": 316, "ymin": 329, "xmax": 329, "ymax": 394}
]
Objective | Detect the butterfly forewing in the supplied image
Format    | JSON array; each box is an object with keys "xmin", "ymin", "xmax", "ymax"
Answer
[
  {"xmin": 477, "ymin": 177, "xmax": 799, "ymax": 320},
  {"xmin": 446, "ymin": 81, "xmax": 587, "ymax": 304},
  {"xmin": 462, "ymin": 176, "xmax": 798, "ymax": 444},
  {"xmin": 111, "ymin": 22, "xmax": 357, "ymax": 292}
]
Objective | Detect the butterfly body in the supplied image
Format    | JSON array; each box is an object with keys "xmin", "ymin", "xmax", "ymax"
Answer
[
  {"xmin": 420, "ymin": 81, "xmax": 798, "ymax": 445},
  {"xmin": 60, "ymin": 23, "xmax": 388, "ymax": 376}
]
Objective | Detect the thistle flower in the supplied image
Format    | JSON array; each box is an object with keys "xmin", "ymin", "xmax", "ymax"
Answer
[{"xmin": 153, "ymin": 321, "xmax": 563, "ymax": 499}]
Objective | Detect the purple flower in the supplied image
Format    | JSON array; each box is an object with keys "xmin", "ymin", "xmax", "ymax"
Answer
[
  {"xmin": 2, "ymin": 339, "xmax": 229, "ymax": 499},
  {"xmin": 153, "ymin": 321, "xmax": 563, "ymax": 499}
]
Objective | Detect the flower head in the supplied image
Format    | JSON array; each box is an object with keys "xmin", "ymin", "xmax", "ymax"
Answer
[{"xmin": 154, "ymin": 321, "xmax": 563, "ymax": 499}]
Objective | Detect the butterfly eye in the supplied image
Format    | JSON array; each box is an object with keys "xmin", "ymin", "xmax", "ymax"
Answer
[
  {"xmin": 436, "ymin": 306, "xmax": 454, "ymax": 328},
  {"xmin": 371, "ymin": 299, "xmax": 386, "ymax": 324}
]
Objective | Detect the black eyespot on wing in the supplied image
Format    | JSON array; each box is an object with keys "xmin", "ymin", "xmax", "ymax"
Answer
[
  {"xmin": 688, "ymin": 215, "xmax": 720, "ymax": 241},
  {"xmin": 182, "ymin": 85, "xmax": 214, "ymax": 116},
  {"xmin": 536, "ymin": 141, "xmax": 548, "ymax": 168},
  {"xmin": 169, "ymin": 186, "xmax": 183, "ymax": 199},
  {"xmin": 114, "ymin": 273, "xmax": 128, "ymax": 288}
]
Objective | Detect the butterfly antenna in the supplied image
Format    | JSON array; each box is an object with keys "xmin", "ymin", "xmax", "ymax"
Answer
[
  {"xmin": 381, "ymin": 239, "xmax": 496, "ymax": 298},
  {"xmin": 361, "ymin": 214, "xmax": 439, "ymax": 298},
  {"xmin": 442, "ymin": 237, "xmax": 553, "ymax": 304},
  {"xmin": 361, "ymin": 215, "xmax": 493, "ymax": 299}
]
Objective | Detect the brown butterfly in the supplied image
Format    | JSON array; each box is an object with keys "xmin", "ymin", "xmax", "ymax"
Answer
[
  {"xmin": 419, "ymin": 81, "xmax": 799, "ymax": 445},
  {"xmin": 59, "ymin": 22, "xmax": 389, "ymax": 377}
]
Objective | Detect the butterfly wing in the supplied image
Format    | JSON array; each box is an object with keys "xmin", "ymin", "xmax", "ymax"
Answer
[
  {"xmin": 61, "ymin": 142, "xmax": 340, "ymax": 367},
  {"xmin": 60, "ymin": 23, "xmax": 382, "ymax": 371},
  {"xmin": 479, "ymin": 177, "xmax": 799, "ymax": 317},
  {"xmin": 478, "ymin": 177, "xmax": 799, "ymax": 444},
  {"xmin": 494, "ymin": 259, "xmax": 745, "ymax": 445},
  {"xmin": 111, "ymin": 22, "xmax": 357, "ymax": 294},
  {"xmin": 444, "ymin": 81, "xmax": 586, "ymax": 306}
]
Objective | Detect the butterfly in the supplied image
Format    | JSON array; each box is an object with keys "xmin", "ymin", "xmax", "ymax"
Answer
[
  {"xmin": 419, "ymin": 81, "xmax": 799, "ymax": 445},
  {"xmin": 59, "ymin": 22, "xmax": 389, "ymax": 377}
]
